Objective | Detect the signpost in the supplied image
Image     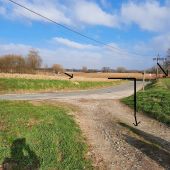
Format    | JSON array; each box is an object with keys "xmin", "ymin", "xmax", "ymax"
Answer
[{"xmin": 108, "ymin": 77, "xmax": 140, "ymax": 126}]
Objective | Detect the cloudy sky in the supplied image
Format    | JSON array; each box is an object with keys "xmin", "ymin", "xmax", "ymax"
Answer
[{"xmin": 0, "ymin": 0, "xmax": 170, "ymax": 69}]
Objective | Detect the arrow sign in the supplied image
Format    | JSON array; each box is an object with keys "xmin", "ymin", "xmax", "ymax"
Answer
[
  {"xmin": 108, "ymin": 77, "xmax": 141, "ymax": 126},
  {"xmin": 64, "ymin": 72, "xmax": 73, "ymax": 79},
  {"xmin": 157, "ymin": 63, "xmax": 168, "ymax": 77},
  {"xmin": 133, "ymin": 120, "xmax": 141, "ymax": 126}
]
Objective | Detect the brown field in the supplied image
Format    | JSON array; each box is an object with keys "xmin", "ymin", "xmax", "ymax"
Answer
[
  {"xmin": 0, "ymin": 72, "xmax": 156, "ymax": 81},
  {"xmin": 73, "ymin": 72, "xmax": 156, "ymax": 80}
]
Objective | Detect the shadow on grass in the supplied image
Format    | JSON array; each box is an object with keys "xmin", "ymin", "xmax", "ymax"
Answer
[
  {"xmin": 119, "ymin": 122, "xmax": 170, "ymax": 169},
  {"xmin": 2, "ymin": 138, "xmax": 40, "ymax": 170}
]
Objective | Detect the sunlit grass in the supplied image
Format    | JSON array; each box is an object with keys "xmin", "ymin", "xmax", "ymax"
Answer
[
  {"xmin": 0, "ymin": 101, "xmax": 92, "ymax": 169},
  {"xmin": 122, "ymin": 78, "xmax": 170, "ymax": 126},
  {"xmin": 0, "ymin": 78, "xmax": 121, "ymax": 93}
]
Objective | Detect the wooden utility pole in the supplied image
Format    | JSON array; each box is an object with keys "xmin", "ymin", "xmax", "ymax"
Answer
[
  {"xmin": 142, "ymin": 71, "xmax": 145, "ymax": 91},
  {"xmin": 153, "ymin": 54, "xmax": 166, "ymax": 79},
  {"xmin": 153, "ymin": 55, "xmax": 159, "ymax": 79}
]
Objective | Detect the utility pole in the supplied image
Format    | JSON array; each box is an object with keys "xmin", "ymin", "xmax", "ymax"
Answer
[
  {"xmin": 153, "ymin": 54, "xmax": 166, "ymax": 79},
  {"xmin": 153, "ymin": 53, "xmax": 164, "ymax": 79},
  {"xmin": 153, "ymin": 54, "xmax": 159, "ymax": 79},
  {"xmin": 142, "ymin": 70, "xmax": 145, "ymax": 91}
]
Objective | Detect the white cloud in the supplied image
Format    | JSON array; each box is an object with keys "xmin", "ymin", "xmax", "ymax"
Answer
[
  {"xmin": 1, "ymin": 0, "xmax": 170, "ymax": 32},
  {"xmin": 1, "ymin": 0, "xmax": 119, "ymax": 27},
  {"xmin": 73, "ymin": 0, "xmax": 118, "ymax": 27},
  {"xmin": 152, "ymin": 34, "xmax": 170, "ymax": 52},
  {"xmin": 0, "ymin": 41, "xmax": 150, "ymax": 70},
  {"xmin": 121, "ymin": 1, "xmax": 170, "ymax": 32},
  {"xmin": 53, "ymin": 37, "xmax": 96, "ymax": 49},
  {"xmin": 2, "ymin": 0, "xmax": 71, "ymax": 25},
  {"xmin": 134, "ymin": 33, "xmax": 170, "ymax": 56},
  {"xmin": 0, "ymin": 6, "xmax": 6, "ymax": 15},
  {"xmin": 0, "ymin": 43, "xmax": 32, "ymax": 55}
]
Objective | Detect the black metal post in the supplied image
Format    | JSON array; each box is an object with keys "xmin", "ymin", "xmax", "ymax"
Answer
[
  {"xmin": 108, "ymin": 77, "xmax": 140, "ymax": 126},
  {"xmin": 133, "ymin": 78, "xmax": 140, "ymax": 126}
]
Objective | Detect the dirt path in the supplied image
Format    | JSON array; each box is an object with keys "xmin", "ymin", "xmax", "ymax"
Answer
[{"xmin": 55, "ymin": 99, "xmax": 170, "ymax": 170}]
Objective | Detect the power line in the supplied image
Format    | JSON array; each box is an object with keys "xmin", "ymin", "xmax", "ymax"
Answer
[{"xmin": 7, "ymin": 0, "xmax": 148, "ymax": 58}]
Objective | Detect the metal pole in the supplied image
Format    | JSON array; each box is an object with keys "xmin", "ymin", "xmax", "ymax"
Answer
[
  {"xmin": 134, "ymin": 79, "xmax": 137, "ymax": 125},
  {"xmin": 108, "ymin": 77, "xmax": 140, "ymax": 126},
  {"xmin": 133, "ymin": 78, "xmax": 140, "ymax": 126}
]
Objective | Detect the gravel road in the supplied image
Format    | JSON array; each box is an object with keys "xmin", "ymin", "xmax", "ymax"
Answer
[{"xmin": 0, "ymin": 81, "xmax": 143, "ymax": 100}]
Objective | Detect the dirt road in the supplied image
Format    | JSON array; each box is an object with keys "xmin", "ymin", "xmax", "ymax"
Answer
[
  {"xmin": 0, "ymin": 81, "xmax": 169, "ymax": 169},
  {"xmin": 59, "ymin": 99, "xmax": 169, "ymax": 170}
]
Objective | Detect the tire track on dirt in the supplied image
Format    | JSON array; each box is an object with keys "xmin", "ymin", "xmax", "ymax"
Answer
[{"xmin": 60, "ymin": 99, "xmax": 170, "ymax": 170}]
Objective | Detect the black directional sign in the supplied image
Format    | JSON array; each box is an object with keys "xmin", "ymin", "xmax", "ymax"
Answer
[{"xmin": 108, "ymin": 77, "xmax": 141, "ymax": 126}]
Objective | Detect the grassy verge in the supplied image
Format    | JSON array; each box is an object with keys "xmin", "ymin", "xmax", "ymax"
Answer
[
  {"xmin": 0, "ymin": 101, "xmax": 92, "ymax": 169},
  {"xmin": 122, "ymin": 78, "xmax": 170, "ymax": 126},
  {"xmin": 0, "ymin": 78, "xmax": 121, "ymax": 93}
]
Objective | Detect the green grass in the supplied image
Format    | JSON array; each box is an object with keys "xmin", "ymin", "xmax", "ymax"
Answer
[
  {"xmin": 0, "ymin": 101, "xmax": 92, "ymax": 169},
  {"xmin": 0, "ymin": 78, "xmax": 120, "ymax": 93},
  {"xmin": 122, "ymin": 78, "xmax": 170, "ymax": 126}
]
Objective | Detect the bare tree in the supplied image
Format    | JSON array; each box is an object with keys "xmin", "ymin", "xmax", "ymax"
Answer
[
  {"xmin": 116, "ymin": 67, "xmax": 126, "ymax": 73},
  {"xmin": 102, "ymin": 67, "xmax": 111, "ymax": 73},
  {"xmin": 82, "ymin": 66, "xmax": 88, "ymax": 73},
  {"xmin": 165, "ymin": 48, "xmax": 170, "ymax": 70},
  {"xmin": 52, "ymin": 64, "xmax": 64, "ymax": 74},
  {"xmin": 26, "ymin": 49, "xmax": 42, "ymax": 70},
  {"xmin": 0, "ymin": 55, "xmax": 25, "ymax": 73}
]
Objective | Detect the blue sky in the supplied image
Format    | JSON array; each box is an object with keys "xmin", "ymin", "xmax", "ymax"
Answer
[{"xmin": 0, "ymin": 0, "xmax": 170, "ymax": 69}]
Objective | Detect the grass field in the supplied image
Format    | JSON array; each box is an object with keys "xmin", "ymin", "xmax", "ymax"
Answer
[
  {"xmin": 0, "ymin": 101, "xmax": 92, "ymax": 169},
  {"xmin": 122, "ymin": 78, "xmax": 170, "ymax": 126},
  {"xmin": 0, "ymin": 77, "xmax": 121, "ymax": 93}
]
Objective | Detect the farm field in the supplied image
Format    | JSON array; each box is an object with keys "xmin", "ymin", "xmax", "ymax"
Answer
[
  {"xmin": 0, "ymin": 77, "xmax": 121, "ymax": 94},
  {"xmin": 0, "ymin": 101, "xmax": 92, "ymax": 170},
  {"xmin": 73, "ymin": 72, "xmax": 156, "ymax": 80},
  {"xmin": 0, "ymin": 72, "xmax": 156, "ymax": 81},
  {"xmin": 122, "ymin": 78, "xmax": 170, "ymax": 126}
]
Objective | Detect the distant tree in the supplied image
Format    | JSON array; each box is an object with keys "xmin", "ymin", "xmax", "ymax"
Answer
[
  {"xmin": 81, "ymin": 66, "xmax": 88, "ymax": 73},
  {"xmin": 0, "ymin": 54, "xmax": 25, "ymax": 73},
  {"xmin": 44, "ymin": 64, "xmax": 48, "ymax": 69},
  {"xmin": 146, "ymin": 66, "xmax": 156, "ymax": 74},
  {"xmin": 26, "ymin": 49, "xmax": 42, "ymax": 70},
  {"xmin": 82, "ymin": 66, "xmax": 88, "ymax": 73},
  {"xmin": 165, "ymin": 48, "xmax": 170, "ymax": 70},
  {"xmin": 102, "ymin": 67, "xmax": 111, "ymax": 73},
  {"xmin": 52, "ymin": 64, "xmax": 64, "ymax": 74},
  {"xmin": 116, "ymin": 67, "xmax": 126, "ymax": 73}
]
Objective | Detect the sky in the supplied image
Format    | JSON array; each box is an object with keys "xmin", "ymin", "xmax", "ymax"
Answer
[{"xmin": 0, "ymin": 0, "xmax": 170, "ymax": 70}]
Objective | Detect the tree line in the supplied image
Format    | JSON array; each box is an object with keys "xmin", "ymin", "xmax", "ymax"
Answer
[
  {"xmin": 0, "ymin": 49, "xmax": 42, "ymax": 73},
  {"xmin": 1, "ymin": 48, "xmax": 169, "ymax": 74}
]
